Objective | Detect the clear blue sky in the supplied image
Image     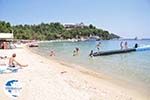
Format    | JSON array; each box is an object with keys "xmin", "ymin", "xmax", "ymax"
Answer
[{"xmin": 0, "ymin": 0, "xmax": 150, "ymax": 38}]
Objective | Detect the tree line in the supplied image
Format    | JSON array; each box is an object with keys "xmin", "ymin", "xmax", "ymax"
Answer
[{"xmin": 0, "ymin": 20, "xmax": 119, "ymax": 40}]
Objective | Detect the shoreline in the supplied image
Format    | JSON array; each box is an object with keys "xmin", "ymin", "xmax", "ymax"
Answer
[
  {"xmin": 28, "ymin": 46, "xmax": 150, "ymax": 98},
  {"xmin": 0, "ymin": 47, "xmax": 149, "ymax": 100},
  {"xmin": 27, "ymin": 47, "xmax": 149, "ymax": 99}
]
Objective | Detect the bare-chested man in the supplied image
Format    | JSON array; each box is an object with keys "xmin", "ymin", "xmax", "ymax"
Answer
[{"xmin": 8, "ymin": 53, "xmax": 28, "ymax": 67}]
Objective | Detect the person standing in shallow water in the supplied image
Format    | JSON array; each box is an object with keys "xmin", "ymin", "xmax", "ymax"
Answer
[
  {"xmin": 73, "ymin": 50, "xmax": 76, "ymax": 56},
  {"xmin": 96, "ymin": 42, "xmax": 101, "ymax": 52},
  {"xmin": 134, "ymin": 43, "xmax": 138, "ymax": 48},
  {"xmin": 49, "ymin": 50, "xmax": 55, "ymax": 56},
  {"xmin": 73, "ymin": 47, "xmax": 80, "ymax": 56},
  {"xmin": 120, "ymin": 41, "xmax": 123, "ymax": 50},
  {"xmin": 89, "ymin": 50, "xmax": 94, "ymax": 58},
  {"xmin": 124, "ymin": 41, "xmax": 128, "ymax": 49},
  {"xmin": 75, "ymin": 47, "xmax": 79, "ymax": 54}
]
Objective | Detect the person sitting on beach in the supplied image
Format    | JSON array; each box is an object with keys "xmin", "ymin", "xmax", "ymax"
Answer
[
  {"xmin": 124, "ymin": 41, "xmax": 128, "ymax": 49},
  {"xmin": 120, "ymin": 41, "xmax": 123, "ymax": 50},
  {"xmin": 49, "ymin": 50, "xmax": 55, "ymax": 56},
  {"xmin": 8, "ymin": 53, "xmax": 28, "ymax": 67}
]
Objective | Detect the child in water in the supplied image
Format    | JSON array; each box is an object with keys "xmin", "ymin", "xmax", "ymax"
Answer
[
  {"xmin": 96, "ymin": 42, "xmax": 101, "ymax": 51},
  {"xmin": 49, "ymin": 50, "xmax": 55, "ymax": 56},
  {"xmin": 73, "ymin": 47, "xmax": 79, "ymax": 56},
  {"xmin": 73, "ymin": 50, "xmax": 76, "ymax": 56}
]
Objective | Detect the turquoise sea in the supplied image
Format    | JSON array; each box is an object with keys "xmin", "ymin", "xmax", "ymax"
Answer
[{"xmin": 31, "ymin": 39, "xmax": 150, "ymax": 96}]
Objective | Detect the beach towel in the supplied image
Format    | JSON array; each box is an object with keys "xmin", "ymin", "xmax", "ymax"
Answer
[{"xmin": 0, "ymin": 66, "xmax": 20, "ymax": 74}]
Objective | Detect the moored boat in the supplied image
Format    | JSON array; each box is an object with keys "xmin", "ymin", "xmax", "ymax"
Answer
[{"xmin": 29, "ymin": 42, "xmax": 38, "ymax": 47}]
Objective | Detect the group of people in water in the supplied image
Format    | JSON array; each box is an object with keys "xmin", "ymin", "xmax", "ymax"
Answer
[
  {"xmin": 1, "ymin": 41, "xmax": 140, "ymax": 70},
  {"xmin": 72, "ymin": 41, "xmax": 139, "ymax": 58},
  {"xmin": 120, "ymin": 41, "xmax": 128, "ymax": 50},
  {"xmin": 120, "ymin": 41, "xmax": 138, "ymax": 50},
  {"xmin": 48, "ymin": 41, "xmax": 139, "ymax": 58},
  {"xmin": 71, "ymin": 42, "xmax": 101, "ymax": 57}
]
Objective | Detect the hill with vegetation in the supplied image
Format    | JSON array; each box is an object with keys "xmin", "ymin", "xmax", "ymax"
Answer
[{"xmin": 0, "ymin": 20, "xmax": 120, "ymax": 40}]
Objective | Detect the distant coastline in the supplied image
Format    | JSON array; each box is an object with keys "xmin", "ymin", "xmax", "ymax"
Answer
[{"xmin": 119, "ymin": 38, "xmax": 150, "ymax": 40}]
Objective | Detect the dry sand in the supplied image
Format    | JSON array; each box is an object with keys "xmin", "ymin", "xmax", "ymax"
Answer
[{"xmin": 0, "ymin": 47, "xmax": 148, "ymax": 100}]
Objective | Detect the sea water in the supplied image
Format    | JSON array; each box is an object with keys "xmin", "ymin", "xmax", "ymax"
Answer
[{"xmin": 31, "ymin": 39, "xmax": 150, "ymax": 95}]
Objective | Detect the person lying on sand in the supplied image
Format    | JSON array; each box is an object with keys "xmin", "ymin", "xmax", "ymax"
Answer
[{"xmin": 8, "ymin": 53, "xmax": 28, "ymax": 67}]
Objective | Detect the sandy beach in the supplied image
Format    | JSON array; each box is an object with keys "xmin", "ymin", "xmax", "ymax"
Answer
[{"xmin": 0, "ymin": 47, "xmax": 148, "ymax": 100}]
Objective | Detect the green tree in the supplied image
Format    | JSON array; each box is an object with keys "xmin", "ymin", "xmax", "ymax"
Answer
[{"xmin": 0, "ymin": 20, "xmax": 119, "ymax": 40}]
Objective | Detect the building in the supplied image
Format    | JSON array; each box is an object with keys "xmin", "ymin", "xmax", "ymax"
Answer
[
  {"xmin": 64, "ymin": 22, "xmax": 88, "ymax": 30},
  {"xmin": 0, "ymin": 33, "xmax": 14, "ymax": 40}
]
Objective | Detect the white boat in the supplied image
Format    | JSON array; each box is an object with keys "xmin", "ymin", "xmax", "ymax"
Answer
[{"xmin": 28, "ymin": 42, "xmax": 38, "ymax": 47}]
